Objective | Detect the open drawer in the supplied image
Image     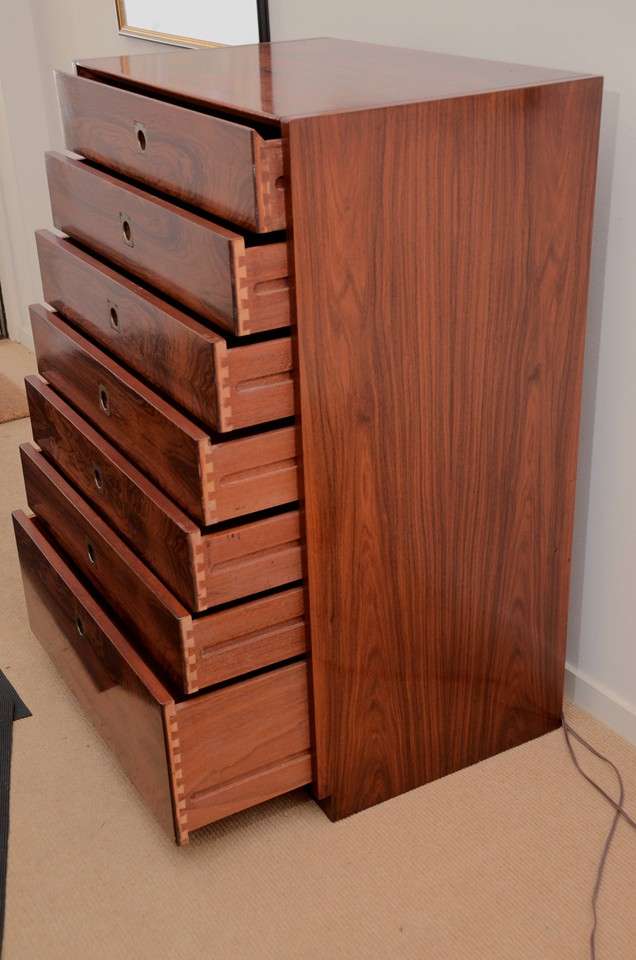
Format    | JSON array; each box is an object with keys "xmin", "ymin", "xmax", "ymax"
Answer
[
  {"xmin": 21, "ymin": 441, "xmax": 303, "ymax": 616},
  {"xmin": 22, "ymin": 436, "xmax": 305, "ymax": 691},
  {"xmin": 36, "ymin": 231, "xmax": 294, "ymax": 431},
  {"xmin": 27, "ymin": 376, "xmax": 301, "ymax": 614},
  {"xmin": 57, "ymin": 71, "xmax": 286, "ymax": 233},
  {"xmin": 30, "ymin": 306, "xmax": 298, "ymax": 526},
  {"xmin": 13, "ymin": 511, "xmax": 311, "ymax": 844},
  {"xmin": 45, "ymin": 152, "xmax": 290, "ymax": 335}
]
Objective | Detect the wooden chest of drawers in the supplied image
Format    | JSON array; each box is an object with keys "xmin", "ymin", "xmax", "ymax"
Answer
[{"xmin": 12, "ymin": 40, "xmax": 602, "ymax": 842}]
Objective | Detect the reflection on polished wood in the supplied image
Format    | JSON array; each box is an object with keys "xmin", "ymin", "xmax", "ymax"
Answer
[
  {"xmin": 45, "ymin": 152, "xmax": 290, "ymax": 335},
  {"xmin": 77, "ymin": 38, "xmax": 595, "ymax": 123},
  {"xmin": 30, "ymin": 305, "xmax": 298, "ymax": 527},
  {"xmin": 21, "ymin": 441, "xmax": 303, "ymax": 618},
  {"xmin": 36, "ymin": 231, "xmax": 294, "ymax": 431},
  {"xmin": 288, "ymin": 76, "xmax": 602, "ymax": 818}
]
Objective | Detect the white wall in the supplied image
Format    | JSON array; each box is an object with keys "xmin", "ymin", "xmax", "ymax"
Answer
[
  {"xmin": 0, "ymin": 0, "xmax": 633, "ymax": 739},
  {"xmin": 0, "ymin": 0, "xmax": 166, "ymax": 344}
]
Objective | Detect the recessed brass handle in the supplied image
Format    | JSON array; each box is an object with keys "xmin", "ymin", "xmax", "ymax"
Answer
[
  {"xmin": 92, "ymin": 464, "xmax": 104, "ymax": 492},
  {"xmin": 134, "ymin": 121, "xmax": 147, "ymax": 152},
  {"xmin": 119, "ymin": 212, "xmax": 134, "ymax": 247},
  {"xmin": 86, "ymin": 541, "xmax": 96, "ymax": 566},
  {"xmin": 98, "ymin": 384, "xmax": 110, "ymax": 416},
  {"xmin": 75, "ymin": 615, "xmax": 85, "ymax": 638}
]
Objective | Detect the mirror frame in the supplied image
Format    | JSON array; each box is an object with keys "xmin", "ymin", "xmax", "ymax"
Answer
[{"xmin": 115, "ymin": 0, "xmax": 270, "ymax": 48}]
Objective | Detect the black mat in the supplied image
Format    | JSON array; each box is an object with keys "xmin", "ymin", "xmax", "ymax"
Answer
[{"xmin": 0, "ymin": 671, "xmax": 31, "ymax": 954}]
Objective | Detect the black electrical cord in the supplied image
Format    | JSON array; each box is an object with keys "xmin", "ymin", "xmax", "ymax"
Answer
[{"xmin": 561, "ymin": 713, "xmax": 636, "ymax": 960}]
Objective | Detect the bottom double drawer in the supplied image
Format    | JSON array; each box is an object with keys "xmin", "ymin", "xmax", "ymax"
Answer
[{"xmin": 13, "ymin": 511, "xmax": 312, "ymax": 845}]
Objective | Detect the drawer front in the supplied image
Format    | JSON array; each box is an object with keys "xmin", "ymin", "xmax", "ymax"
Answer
[
  {"xmin": 27, "ymin": 374, "xmax": 202, "ymax": 611},
  {"xmin": 26, "ymin": 380, "xmax": 308, "ymax": 690},
  {"xmin": 14, "ymin": 512, "xmax": 311, "ymax": 844},
  {"xmin": 36, "ymin": 230, "xmax": 295, "ymax": 431},
  {"xmin": 30, "ymin": 305, "xmax": 299, "ymax": 526},
  {"xmin": 57, "ymin": 72, "xmax": 286, "ymax": 233},
  {"xmin": 21, "ymin": 443, "xmax": 193, "ymax": 685},
  {"xmin": 45, "ymin": 152, "xmax": 290, "ymax": 335},
  {"xmin": 12, "ymin": 510, "xmax": 176, "ymax": 839},
  {"xmin": 36, "ymin": 230, "xmax": 220, "ymax": 427}
]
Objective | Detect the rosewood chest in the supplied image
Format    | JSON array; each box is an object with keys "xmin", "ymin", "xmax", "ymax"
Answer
[{"xmin": 12, "ymin": 39, "xmax": 602, "ymax": 841}]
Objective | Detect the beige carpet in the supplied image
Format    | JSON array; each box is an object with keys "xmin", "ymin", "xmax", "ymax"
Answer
[
  {"xmin": 1, "ymin": 414, "xmax": 635, "ymax": 960},
  {"xmin": 0, "ymin": 341, "xmax": 34, "ymax": 423},
  {"xmin": 0, "ymin": 374, "xmax": 28, "ymax": 424}
]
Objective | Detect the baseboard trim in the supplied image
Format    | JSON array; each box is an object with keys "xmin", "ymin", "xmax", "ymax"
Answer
[{"xmin": 565, "ymin": 662, "xmax": 636, "ymax": 746}]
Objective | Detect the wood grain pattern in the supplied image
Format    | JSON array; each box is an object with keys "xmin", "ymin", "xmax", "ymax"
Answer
[
  {"xmin": 190, "ymin": 585, "xmax": 306, "ymax": 686},
  {"xmin": 30, "ymin": 305, "xmax": 298, "ymax": 525},
  {"xmin": 27, "ymin": 374, "xmax": 202, "ymax": 611},
  {"xmin": 288, "ymin": 79, "xmax": 602, "ymax": 817},
  {"xmin": 174, "ymin": 661, "xmax": 311, "ymax": 835},
  {"xmin": 57, "ymin": 71, "xmax": 286, "ymax": 232},
  {"xmin": 21, "ymin": 442, "xmax": 194, "ymax": 685},
  {"xmin": 76, "ymin": 38, "xmax": 592, "ymax": 124},
  {"xmin": 22, "ymin": 442, "xmax": 302, "ymax": 620},
  {"xmin": 36, "ymin": 231, "xmax": 294, "ymax": 431},
  {"xmin": 25, "ymin": 383, "xmax": 307, "ymax": 689},
  {"xmin": 45, "ymin": 152, "xmax": 290, "ymax": 335},
  {"xmin": 26, "ymin": 376, "xmax": 301, "ymax": 614},
  {"xmin": 14, "ymin": 512, "xmax": 311, "ymax": 843},
  {"xmin": 12, "ymin": 510, "xmax": 175, "ymax": 837}
]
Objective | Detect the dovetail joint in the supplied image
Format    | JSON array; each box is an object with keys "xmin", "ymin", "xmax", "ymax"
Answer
[
  {"xmin": 233, "ymin": 248, "xmax": 252, "ymax": 335},
  {"xmin": 192, "ymin": 537, "xmax": 209, "ymax": 611},
  {"xmin": 258, "ymin": 140, "xmax": 285, "ymax": 232},
  {"xmin": 202, "ymin": 445, "xmax": 217, "ymax": 524},
  {"xmin": 218, "ymin": 350, "xmax": 233, "ymax": 432},
  {"xmin": 165, "ymin": 704, "xmax": 189, "ymax": 844},
  {"xmin": 183, "ymin": 621, "xmax": 199, "ymax": 694}
]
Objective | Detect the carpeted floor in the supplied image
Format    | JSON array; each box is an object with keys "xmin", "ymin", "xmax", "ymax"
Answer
[
  {"xmin": 0, "ymin": 342, "xmax": 32, "ymax": 423},
  {"xmin": 0, "ymin": 375, "xmax": 28, "ymax": 424},
  {"xmin": 1, "ymin": 411, "xmax": 635, "ymax": 959}
]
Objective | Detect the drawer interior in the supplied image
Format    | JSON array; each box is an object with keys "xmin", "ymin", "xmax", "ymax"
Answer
[{"xmin": 57, "ymin": 69, "xmax": 286, "ymax": 234}]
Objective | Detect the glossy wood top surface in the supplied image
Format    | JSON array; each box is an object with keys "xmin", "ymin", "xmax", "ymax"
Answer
[{"xmin": 76, "ymin": 38, "xmax": 594, "ymax": 123}]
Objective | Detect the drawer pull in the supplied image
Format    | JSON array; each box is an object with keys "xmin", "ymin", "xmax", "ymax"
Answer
[
  {"xmin": 134, "ymin": 121, "xmax": 147, "ymax": 153},
  {"xmin": 92, "ymin": 464, "xmax": 104, "ymax": 492},
  {"xmin": 75, "ymin": 614, "xmax": 85, "ymax": 638},
  {"xmin": 86, "ymin": 541, "xmax": 96, "ymax": 565},
  {"xmin": 109, "ymin": 304, "xmax": 120, "ymax": 331},
  {"xmin": 98, "ymin": 384, "xmax": 110, "ymax": 415},
  {"xmin": 119, "ymin": 212, "xmax": 134, "ymax": 247}
]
